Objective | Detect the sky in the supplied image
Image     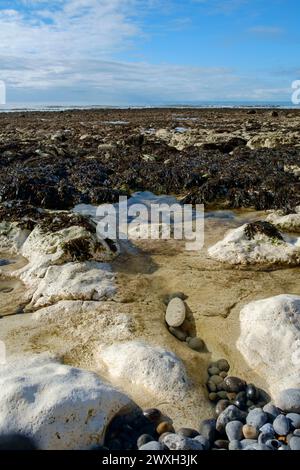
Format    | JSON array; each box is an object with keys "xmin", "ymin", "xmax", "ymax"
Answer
[{"xmin": 0, "ymin": 0, "xmax": 299, "ymax": 105}]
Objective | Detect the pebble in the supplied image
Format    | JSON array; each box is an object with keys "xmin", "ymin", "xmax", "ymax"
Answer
[
  {"xmin": 246, "ymin": 384, "xmax": 258, "ymax": 402},
  {"xmin": 199, "ymin": 419, "xmax": 216, "ymax": 443},
  {"xmin": 169, "ymin": 326, "xmax": 187, "ymax": 342},
  {"xmin": 276, "ymin": 389, "xmax": 300, "ymax": 414},
  {"xmin": 245, "ymin": 443, "xmax": 271, "ymax": 451},
  {"xmin": 217, "ymin": 359, "xmax": 230, "ymax": 372},
  {"xmin": 246, "ymin": 408, "xmax": 268, "ymax": 429},
  {"xmin": 225, "ymin": 421, "xmax": 243, "ymax": 441},
  {"xmin": 217, "ymin": 381, "xmax": 226, "ymax": 391},
  {"xmin": 240, "ymin": 439, "xmax": 258, "ymax": 449},
  {"xmin": 219, "ymin": 371, "xmax": 228, "ymax": 379},
  {"xmin": 164, "ymin": 292, "xmax": 187, "ymax": 305},
  {"xmin": 293, "ymin": 429, "xmax": 300, "ymax": 437},
  {"xmin": 228, "ymin": 440, "xmax": 242, "ymax": 450},
  {"xmin": 286, "ymin": 413, "xmax": 300, "ymax": 429},
  {"xmin": 209, "ymin": 392, "xmax": 218, "ymax": 401},
  {"xmin": 263, "ymin": 403, "xmax": 280, "ymax": 421},
  {"xmin": 227, "ymin": 392, "xmax": 237, "ymax": 401},
  {"xmin": 194, "ymin": 435, "xmax": 210, "ymax": 450},
  {"xmin": 258, "ymin": 432, "xmax": 275, "ymax": 445},
  {"xmin": 234, "ymin": 391, "xmax": 247, "ymax": 410},
  {"xmin": 187, "ymin": 337, "xmax": 205, "ymax": 352},
  {"xmin": 165, "ymin": 297, "xmax": 186, "ymax": 327},
  {"xmin": 214, "ymin": 440, "xmax": 229, "ymax": 450},
  {"xmin": 265, "ymin": 439, "xmax": 281, "ymax": 450},
  {"xmin": 208, "ymin": 366, "xmax": 220, "ymax": 376},
  {"xmin": 217, "ymin": 391, "xmax": 228, "ymax": 400},
  {"xmin": 224, "ymin": 376, "xmax": 246, "ymax": 393},
  {"xmin": 163, "ymin": 434, "xmax": 203, "ymax": 451},
  {"xmin": 139, "ymin": 441, "xmax": 165, "ymax": 450},
  {"xmin": 137, "ymin": 434, "xmax": 154, "ymax": 448},
  {"xmin": 243, "ymin": 424, "xmax": 259, "ymax": 440},
  {"xmin": 177, "ymin": 428, "xmax": 199, "ymax": 438},
  {"xmin": 143, "ymin": 408, "xmax": 161, "ymax": 423},
  {"xmin": 156, "ymin": 421, "xmax": 175, "ymax": 435},
  {"xmin": 273, "ymin": 415, "xmax": 290, "ymax": 436},
  {"xmin": 216, "ymin": 405, "xmax": 247, "ymax": 432},
  {"xmin": 215, "ymin": 399, "xmax": 230, "ymax": 416},
  {"xmin": 210, "ymin": 376, "xmax": 223, "ymax": 387},
  {"xmin": 259, "ymin": 423, "xmax": 274, "ymax": 435},
  {"xmin": 289, "ymin": 436, "xmax": 300, "ymax": 450},
  {"xmin": 207, "ymin": 381, "xmax": 217, "ymax": 393},
  {"xmin": 158, "ymin": 432, "xmax": 172, "ymax": 443}
]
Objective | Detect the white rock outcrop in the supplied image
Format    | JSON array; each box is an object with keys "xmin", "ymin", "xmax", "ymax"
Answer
[
  {"xmin": 0, "ymin": 222, "xmax": 30, "ymax": 254},
  {"xmin": 266, "ymin": 207, "xmax": 300, "ymax": 233},
  {"xmin": 0, "ymin": 354, "xmax": 133, "ymax": 450},
  {"xmin": 237, "ymin": 295, "xmax": 300, "ymax": 397},
  {"xmin": 97, "ymin": 341, "xmax": 190, "ymax": 400},
  {"xmin": 27, "ymin": 261, "xmax": 115, "ymax": 309},
  {"xmin": 208, "ymin": 224, "xmax": 300, "ymax": 265}
]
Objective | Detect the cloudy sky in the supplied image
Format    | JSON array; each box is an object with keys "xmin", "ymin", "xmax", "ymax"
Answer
[{"xmin": 0, "ymin": 0, "xmax": 299, "ymax": 105}]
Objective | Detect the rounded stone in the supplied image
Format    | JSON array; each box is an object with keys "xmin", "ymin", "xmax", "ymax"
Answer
[
  {"xmin": 259, "ymin": 423, "xmax": 274, "ymax": 435},
  {"xmin": 209, "ymin": 392, "xmax": 218, "ymax": 401},
  {"xmin": 224, "ymin": 376, "xmax": 246, "ymax": 393},
  {"xmin": 139, "ymin": 441, "xmax": 165, "ymax": 451},
  {"xmin": 234, "ymin": 391, "xmax": 247, "ymax": 410},
  {"xmin": 245, "ymin": 443, "xmax": 271, "ymax": 451},
  {"xmin": 158, "ymin": 432, "xmax": 172, "ymax": 443},
  {"xmin": 193, "ymin": 435, "xmax": 210, "ymax": 450},
  {"xmin": 156, "ymin": 421, "xmax": 175, "ymax": 435},
  {"xmin": 246, "ymin": 384, "xmax": 258, "ymax": 402},
  {"xmin": 187, "ymin": 337, "xmax": 205, "ymax": 352},
  {"xmin": 263, "ymin": 403, "xmax": 280, "ymax": 421},
  {"xmin": 265, "ymin": 439, "xmax": 281, "ymax": 450},
  {"xmin": 217, "ymin": 359, "xmax": 230, "ymax": 372},
  {"xmin": 199, "ymin": 419, "xmax": 216, "ymax": 443},
  {"xmin": 163, "ymin": 434, "xmax": 204, "ymax": 451},
  {"xmin": 289, "ymin": 436, "xmax": 300, "ymax": 450},
  {"xmin": 216, "ymin": 405, "xmax": 247, "ymax": 433},
  {"xmin": 177, "ymin": 428, "xmax": 199, "ymax": 438},
  {"xmin": 214, "ymin": 439, "xmax": 229, "ymax": 450},
  {"xmin": 165, "ymin": 297, "xmax": 186, "ymax": 327},
  {"xmin": 225, "ymin": 421, "xmax": 243, "ymax": 441},
  {"xmin": 273, "ymin": 415, "xmax": 290, "ymax": 436},
  {"xmin": 143, "ymin": 408, "xmax": 162, "ymax": 423},
  {"xmin": 217, "ymin": 391, "xmax": 228, "ymax": 400},
  {"xmin": 286, "ymin": 413, "xmax": 300, "ymax": 429},
  {"xmin": 246, "ymin": 408, "xmax": 268, "ymax": 429},
  {"xmin": 276, "ymin": 389, "xmax": 300, "ymax": 414},
  {"xmin": 227, "ymin": 392, "xmax": 237, "ymax": 401},
  {"xmin": 163, "ymin": 292, "xmax": 186, "ymax": 305},
  {"xmin": 219, "ymin": 371, "xmax": 228, "ymax": 379},
  {"xmin": 207, "ymin": 381, "xmax": 217, "ymax": 393},
  {"xmin": 258, "ymin": 432, "xmax": 275, "ymax": 445},
  {"xmin": 137, "ymin": 434, "xmax": 154, "ymax": 448},
  {"xmin": 169, "ymin": 326, "xmax": 188, "ymax": 342},
  {"xmin": 208, "ymin": 366, "xmax": 220, "ymax": 376},
  {"xmin": 243, "ymin": 424, "xmax": 259, "ymax": 440},
  {"xmin": 217, "ymin": 381, "xmax": 226, "ymax": 392},
  {"xmin": 228, "ymin": 440, "xmax": 242, "ymax": 450},
  {"xmin": 293, "ymin": 429, "xmax": 300, "ymax": 437},
  {"xmin": 215, "ymin": 399, "xmax": 231, "ymax": 416},
  {"xmin": 240, "ymin": 439, "xmax": 258, "ymax": 449}
]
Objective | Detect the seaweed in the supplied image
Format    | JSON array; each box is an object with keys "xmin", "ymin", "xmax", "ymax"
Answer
[{"xmin": 244, "ymin": 221, "xmax": 284, "ymax": 241}]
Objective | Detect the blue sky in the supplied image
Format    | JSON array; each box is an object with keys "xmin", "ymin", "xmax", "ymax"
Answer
[{"xmin": 0, "ymin": 0, "xmax": 299, "ymax": 105}]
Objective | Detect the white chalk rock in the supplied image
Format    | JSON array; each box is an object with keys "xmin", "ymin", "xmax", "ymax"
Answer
[
  {"xmin": 208, "ymin": 224, "xmax": 300, "ymax": 265},
  {"xmin": 0, "ymin": 354, "xmax": 133, "ymax": 450},
  {"xmin": 98, "ymin": 341, "xmax": 190, "ymax": 399},
  {"xmin": 165, "ymin": 297, "xmax": 186, "ymax": 327},
  {"xmin": 27, "ymin": 261, "xmax": 116, "ymax": 309},
  {"xmin": 266, "ymin": 207, "xmax": 300, "ymax": 233},
  {"xmin": 0, "ymin": 222, "xmax": 30, "ymax": 254},
  {"xmin": 237, "ymin": 295, "xmax": 300, "ymax": 396},
  {"xmin": 33, "ymin": 300, "xmax": 135, "ymax": 343}
]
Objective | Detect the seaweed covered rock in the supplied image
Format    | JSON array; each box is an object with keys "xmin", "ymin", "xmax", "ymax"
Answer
[{"xmin": 208, "ymin": 221, "xmax": 300, "ymax": 266}]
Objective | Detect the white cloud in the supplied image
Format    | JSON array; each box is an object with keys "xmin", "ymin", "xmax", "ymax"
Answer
[{"xmin": 248, "ymin": 26, "xmax": 284, "ymax": 36}]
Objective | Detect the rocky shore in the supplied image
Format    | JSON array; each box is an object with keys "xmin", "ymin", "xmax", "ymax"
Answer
[{"xmin": 0, "ymin": 108, "xmax": 300, "ymax": 450}]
